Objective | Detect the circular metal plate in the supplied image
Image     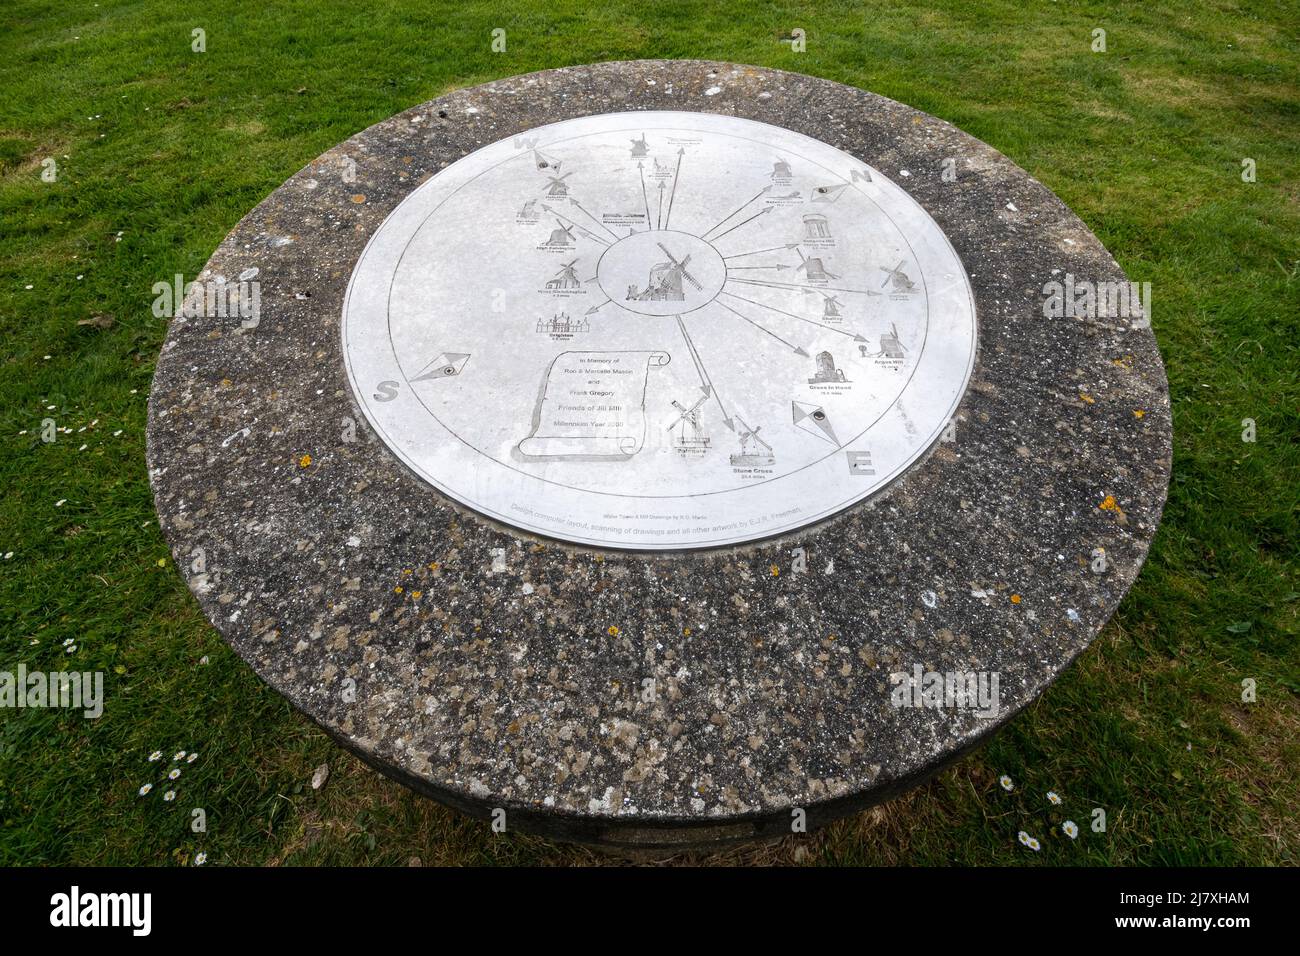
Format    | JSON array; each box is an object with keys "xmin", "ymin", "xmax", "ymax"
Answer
[{"xmin": 342, "ymin": 111, "xmax": 976, "ymax": 549}]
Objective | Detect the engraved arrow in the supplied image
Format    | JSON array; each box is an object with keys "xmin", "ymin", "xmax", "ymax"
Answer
[
  {"xmin": 638, "ymin": 161, "xmax": 650, "ymax": 230},
  {"xmin": 675, "ymin": 316, "xmax": 735, "ymax": 431},
  {"xmin": 702, "ymin": 186, "xmax": 771, "ymax": 239},
  {"xmin": 726, "ymin": 276, "xmax": 881, "ymax": 296},
  {"xmin": 709, "ymin": 206, "xmax": 771, "ymax": 243},
  {"xmin": 571, "ymin": 199, "xmax": 620, "ymax": 240},
  {"xmin": 722, "ymin": 242, "xmax": 802, "ymax": 261},
  {"xmin": 541, "ymin": 204, "xmax": 610, "ymax": 246},
  {"xmin": 714, "ymin": 298, "xmax": 810, "ymax": 357},
  {"xmin": 664, "ymin": 147, "xmax": 685, "ymax": 230},
  {"xmin": 720, "ymin": 290, "xmax": 868, "ymax": 341}
]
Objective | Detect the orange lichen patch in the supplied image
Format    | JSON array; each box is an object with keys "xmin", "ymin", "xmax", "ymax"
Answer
[
  {"xmin": 1099, "ymin": 494, "xmax": 1126, "ymax": 518},
  {"xmin": 427, "ymin": 562, "xmax": 439, "ymax": 571},
  {"xmin": 1134, "ymin": 409, "xmax": 1146, "ymax": 419},
  {"xmin": 350, "ymin": 194, "xmax": 366, "ymax": 203},
  {"xmin": 770, "ymin": 564, "xmax": 780, "ymax": 577},
  {"xmin": 411, "ymin": 590, "xmax": 422, "ymax": 600},
  {"xmin": 1112, "ymin": 354, "xmax": 1135, "ymax": 368},
  {"xmin": 1079, "ymin": 393, "xmax": 1096, "ymax": 404},
  {"xmin": 401, "ymin": 568, "xmax": 412, "ymax": 576},
  {"xmin": 1010, "ymin": 594, "xmax": 1022, "ymax": 604},
  {"xmin": 298, "ymin": 454, "xmax": 312, "ymax": 468},
  {"xmin": 607, "ymin": 625, "xmax": 619, "ymax": 636},
  {"xmin": 394, "ymin": 586, "xmax": 403, "ymax": 594},
  {"xmin": 683, "ymin": 627, "xmax": 691, "ymax": 636}
]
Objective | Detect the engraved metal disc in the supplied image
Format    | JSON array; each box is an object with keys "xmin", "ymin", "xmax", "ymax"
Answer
[{"xmin": 343, "ymin": 111, "xmax": 977, "ymax": 549}]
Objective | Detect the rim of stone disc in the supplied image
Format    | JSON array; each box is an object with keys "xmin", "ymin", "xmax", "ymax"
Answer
[{"xmin": 146, "ymin": 60, "xmax": 1172, "ymax": 845}]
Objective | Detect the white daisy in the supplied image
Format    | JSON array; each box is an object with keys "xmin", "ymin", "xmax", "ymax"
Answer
[
  {"xmin": 194, "ymin": 852, "xmax": 207, "ymax": 866},
  {"xmin": 163, "ymin": 790, "xmax": 176, "ymax": 802},
  {"xmin": 168, "ymin": 768, "xmax": 181, "ymax": 780},
  {"xmin": 999, "ymin": 775, "xmax": 1014, "ymax": 792},
  {"xmin": 1025, "ymin": 835, "xmax": 1041, "ymax": 851},
  {"xmin": 1047, "ymin": 791, "xmax": 1061, "ymax": 805},
  {"xmin": 148, "ymin": 751, "xmax": 162, "ymax": 762},
  {"xmin": 1063, "ymin": 820, "xmax": 1079, "ymax": 839},
  {"xmin": 138, "ymin": 783, "xmax": 152, "ymax": 796},
  {"xmin": 173, "ymin": 751, "xmax": 186, "ymax": 761},
  {"xmin": 186, "ymin": 753, "xmax": 198, "ymax": 763}
]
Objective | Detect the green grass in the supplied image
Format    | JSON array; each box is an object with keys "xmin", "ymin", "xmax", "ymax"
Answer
[{"xmin": 0, "ymin": 0, "xmax": 1296, "ymax": 866}]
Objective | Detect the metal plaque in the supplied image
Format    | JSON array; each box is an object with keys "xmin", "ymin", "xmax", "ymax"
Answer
[{"xmin": 342, "ymin": 111, "xmax": 977, "ymax": 549}]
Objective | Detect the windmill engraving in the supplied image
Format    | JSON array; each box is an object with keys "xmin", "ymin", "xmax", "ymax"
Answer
[
  {"xmin": 880, "ymin": 260, "xmax": 917, "ymax": 293},
  {"xmin": 544, "ymin": 219, "xmax": 575, "ymax": 247},
  {"xmin": 796, "ymin": 247, "xmax": 839, "ymax": 281},
  {"xmin": 545, "ymin": 259, "xmax": 582, "ymax": 289},
  {"xmin": 730, "ymin": 416, "xmax": 775, "ymax": 467},
  {"xmin": 545, "ymin": 172, "xmax": 573, "ymax": 197},
  {"xmin": 820, "ymin": 292, "xmax": 844, "ymax": 320},
  {"xmin": 667, "ymin": 396, "xmax": 710, "ymax": 457}
]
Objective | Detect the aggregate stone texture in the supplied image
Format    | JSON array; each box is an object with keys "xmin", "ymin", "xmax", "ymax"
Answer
[{"xmin": 147, "ymin": 60, "xmax": 1172, "ymax": 848}]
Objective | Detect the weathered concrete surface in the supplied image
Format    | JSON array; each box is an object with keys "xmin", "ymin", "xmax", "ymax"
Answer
[{"xmin": 146, "ymin": 60, "xmax": 1172, "ymax": 848}]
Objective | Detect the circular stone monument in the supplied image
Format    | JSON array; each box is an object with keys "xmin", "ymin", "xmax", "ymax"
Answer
[{"xmin": 147, "ymin": 61, "xmax": 1172, "ymax": 849}]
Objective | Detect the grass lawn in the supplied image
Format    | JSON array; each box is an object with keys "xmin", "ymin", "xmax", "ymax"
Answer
[{"xmin": 0, "ymin": 0, "xmax": 1295, "ymax": 866}]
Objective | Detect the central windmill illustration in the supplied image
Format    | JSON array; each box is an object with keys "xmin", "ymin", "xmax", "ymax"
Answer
[
  {"xmin": 880, "ymin": 260, "xmax": 917, "ymax": 293},
  {"xmin": 796, "ymin": 247, "xmax": 839, "ymax": 281},
  {"xmin": 628, "ymin": 242, "xmax": 702, "ymax": 302},
  {"xmin": 667, "ymin": 396, "xmax": 710, "ymax": 456},
  {"xmin": 545, "ymin": 172, "xmax": 573, "ymax": 197}
]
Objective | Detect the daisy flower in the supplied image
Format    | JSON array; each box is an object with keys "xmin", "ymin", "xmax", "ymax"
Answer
[
  {"xmin": 138, "ymin": 783, "xmax": 153, "ymax": 796},
  {"xmin": 168, "ymin": 768, "xmax": 181, "ymax": 780},
  {"xmin": 148, "ymin": 751, "xmax": 162, "ymax": 762},
  {"xmin": 1063, "ymin": 820, "xmax": 1079, "ymax": 839},
  {"xmin": 999, "ymin": 775, "xmax": 1014, "ymax": 792},
  {"xmin": 194, "ymin": 852, "xmax": 207, "ymax": 866},
  {"xmin": 1047, "ymin": 791, "xmax": 1062, "ymax": 805},
  {"xmin": 1024, "ymin": 835, "xmax": 1041, "ymax": 851},
  {"xmin": 173, "ymin": 751, "xmax": 186, "ymax": 761},
  {"xmin": 163, "ymin": 790, "xmax": 176, "ymax": 802},
  {"xmin": 186, "ymin": 753, "xmax": 198, "ymax": 763}
]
